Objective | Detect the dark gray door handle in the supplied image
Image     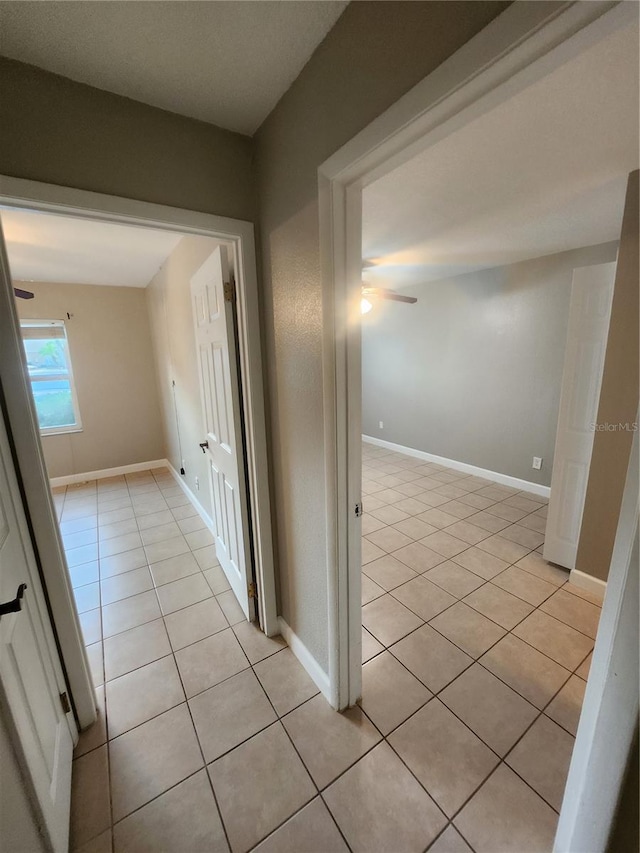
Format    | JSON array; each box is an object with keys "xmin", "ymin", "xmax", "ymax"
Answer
[
  {"xmin": 199, "ymin": 441, "xmax": 209, "ymax": 453},
  {"xmin": 0, "ymin": 583, "xmax": 27, "ymax": 618}
]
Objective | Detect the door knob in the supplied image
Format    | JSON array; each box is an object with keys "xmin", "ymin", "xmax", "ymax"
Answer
[
  {"xmin": 0, "ymin": 583, "xmax": 27, "ymax": 618},
  {"xmin": 199, "ymin": 441, "xmax": 209, "ymax": 453}
]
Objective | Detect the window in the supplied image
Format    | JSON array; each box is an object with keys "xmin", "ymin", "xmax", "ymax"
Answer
[{"xmin": 20, "ymin": 320, "xmax": 82, "ymax": 435}]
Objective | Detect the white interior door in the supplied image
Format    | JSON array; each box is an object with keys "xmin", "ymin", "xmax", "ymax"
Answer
[
  {"xmin": 544, "ymin": 262, "xmax": 616, "ymax": 569},
  {"xmin": 0, "ymin": 400, "xmax": 75, "ymax": 853},
  {"xmin": 191, "ymin": 245, "xmax": 255, "ymax": 621}
]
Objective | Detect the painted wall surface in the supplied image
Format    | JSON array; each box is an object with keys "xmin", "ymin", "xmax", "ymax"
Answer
[
  {"xmin": 0, "ymin": 709, "xmax": 47, "ymax": 853},
  {"xmin": 0, "ymin": 57, "xmax": 254, "ymax": 222},
  {"xmin": 577, "ymin": 171, "xmax": 639, "ymax": 582},
  {"xmin": 361, "ymin": 244, "xmax": 618, "ymax": 488},
  {"xmin": 254, "ymin": 1, "xmax": 509, "ymax": 669},
  {"xmin": 607, "ymin": 727, "xmax": 639, "ymax": 853},
  {"xmin": 16, "ymin": 281, "xmax": 164, "ymax": 478},
  {"xmin": 146, "ymin": 235, "xmax": 222, "ymax": 519}
]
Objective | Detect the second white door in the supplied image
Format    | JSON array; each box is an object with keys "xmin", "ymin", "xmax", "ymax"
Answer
[
  {"xmin": 544, "ymin": 262, "xmax": 616, "ymax": 569},
  {"xmin": 191, "ymin": 245, "xmax": 255, "ymax": 621}
]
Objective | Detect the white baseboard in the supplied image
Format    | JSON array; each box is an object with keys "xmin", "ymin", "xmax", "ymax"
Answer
[
  {"xmin": 50, "ymin": 458, "xmax": 168, "ymax": 488},
  {"xmin": 166, "ymin": 462, "xmax": 215, "ymax": 533},
  {"xmin": 569, "ymin": 568, "xmax": 607, "ymax": 602},
  {"xmin": 278, "ymin": 617, "xmax": 332, "ymax": 704},
  {"xmin": 362, "ymin": 435, "xmax": 551, "ymax": 499}
]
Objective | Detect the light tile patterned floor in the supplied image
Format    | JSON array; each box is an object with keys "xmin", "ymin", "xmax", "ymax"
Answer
[
  {"xmin": 57, "ymin": 449, "xmax": 601, "ymax": 853},
  {"xmin": 360, "ymin": 442, "xmax": 601, "ymax": 851}
]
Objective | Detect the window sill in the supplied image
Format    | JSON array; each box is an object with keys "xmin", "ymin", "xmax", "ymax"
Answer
[{"xmin": 40, "ymin": 427, "xmax": 83, "ymax": 437}]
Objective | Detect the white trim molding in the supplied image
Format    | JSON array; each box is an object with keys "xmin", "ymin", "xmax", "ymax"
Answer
[
  {"xmin": 363, "ymin": 435, "xmax": 551, "ymax": 499},
  {"xmin": 165, "ymin": 462, "xmax": 215, "ymax": 534},
  {"xmin": 278, "ymin": 617, "xmax": 331, "ymax": 703},
  {"xmin": 49, "ymin": 459, "xmax": 168, "ymax": 488},
  {"xmin": 569, "ymin": 568, "xmax": 607, "ymax": 603}
]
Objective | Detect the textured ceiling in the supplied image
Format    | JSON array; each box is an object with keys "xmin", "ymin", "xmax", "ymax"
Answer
[
  {"xmin": 362, "ymin": 21, "xmax": 639, "ymax": 288},
  {"xmin": 0, "ymin": 1, "xmax": 348, "ymax": 135},
  {"xmin": 2, "ymin": 209, "xmax": 184, "ymax": 287}
]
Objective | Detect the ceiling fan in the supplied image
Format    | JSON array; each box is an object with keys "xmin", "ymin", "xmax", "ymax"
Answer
[
  {"xmin": 14, "ymin": 287, "xmax": 34, "ymax": 300},
  {"xmin": 361, "ymin": 286, "xmax": 417, "ymax": 314},
  {"xmin": 361, "ymin": 260, "xmax": 417, "ymax": 314}
]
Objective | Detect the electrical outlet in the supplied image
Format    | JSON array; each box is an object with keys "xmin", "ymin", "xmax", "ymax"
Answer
[
  {"xmin": 532, "ymin": 457, "xmax": 543, "ymax": 470},
  {"xmin": 379, "ymin": 421, "xmax": 384, "ymax": 429},
  {"xmin": 195, "ymin": 476, "xmax": 200, "ymax": 490}
]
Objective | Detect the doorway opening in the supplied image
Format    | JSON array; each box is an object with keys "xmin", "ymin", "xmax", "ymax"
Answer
[
  {"xmin": 0, "ymin": 183, "xmax": 278, "ymax": 730},
  {"xmin": 320, "ymin": 1, "xmax": 638, "ymax": 849},
  {"xmin": 0, "ymin": 187, "xmax": 284, "ymax": 849},
  {"xmin": 4, "ymin": 207, "xmax": 256, "ymax": 666}
]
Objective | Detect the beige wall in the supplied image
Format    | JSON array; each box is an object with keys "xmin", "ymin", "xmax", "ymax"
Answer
[
  {"xmin": 576, "ymin": 171, "xmax": 639, "ymax": 582},
  {"xmin": 146, "ymin": 235, "xmax": 223, "ymax": 519},
  {"xmin": 16, "ymin": 281, "xmax": 164, "ymax": 478},
  {"xmin": 0, "ymin": 57, "xmax": 255, "ymax": 223},
  {"xmin": 254, "ymin": 1, "xmax": 510, "ymax": 668}
]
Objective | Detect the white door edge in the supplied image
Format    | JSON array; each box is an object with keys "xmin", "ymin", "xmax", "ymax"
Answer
[
  {"xmin": 544, "ymin": 263, "xmax": 616, "ymax": 569},
  {"xmin": 190, "ymin": 245, "xmax": 255, "ymax": 622},
  {"xmin": 554, "ymin": 424, "xmax": 639, "ymax": 851}
]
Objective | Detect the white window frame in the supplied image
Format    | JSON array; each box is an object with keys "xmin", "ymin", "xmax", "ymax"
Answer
[{"xmin": 20, "ymin": 319, "xmax": 83, "ymax": 436}]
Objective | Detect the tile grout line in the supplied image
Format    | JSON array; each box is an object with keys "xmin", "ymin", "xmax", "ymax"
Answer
[
  {"xmin": 364, "ymin": 565, "xmax": 591, "ymax": 741},
  {"xmin": 73, "ymin": 465, "xmax": 341, "ymax": 851},
  {"xmin": 366, "ymin": 573, "xmax": 592, "ymax": 688},
  {"xmin": 359, "ymin": 448, "xmax": 597, "ymax": 845},
  {"xmin": 67, "ymin": 453, "xmax": 592, "ymax": 852}
]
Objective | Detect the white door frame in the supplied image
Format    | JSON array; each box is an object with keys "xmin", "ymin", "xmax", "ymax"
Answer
[
  {"xmin": 0, "ymin": 175, "xmax": 278, "ymax": 726},
  {"xmin": 319, "ymin": 0, "xmax": 635, "ymax": 711},
  {"xmin": 554, "ymin": 422, "xmax": 638, "ymax": 851}
]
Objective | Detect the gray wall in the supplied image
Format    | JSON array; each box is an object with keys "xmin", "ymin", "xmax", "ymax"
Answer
[
  {"xmin": 362, "ymin": 244, "xmax": 618, "ymax": 487},
  {"xmin": 254, "ymin": 0, "xmax": 509, "ymax": 669},
  {"xmin": 0, "ymin": 57, "xmax": 255, "ymax": 222}
]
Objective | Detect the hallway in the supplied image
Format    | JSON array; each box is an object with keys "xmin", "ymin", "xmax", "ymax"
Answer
[
  {"xmin": 58, "ymin": 468, "xmax": 319, "ymax": 853},
  {"xmin": 61, "ymin": 450, "xmax": 601, "ymax": 852}
]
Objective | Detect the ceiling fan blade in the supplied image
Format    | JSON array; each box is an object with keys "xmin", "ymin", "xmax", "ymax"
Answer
[
  {"xmin": 13, "ymin": 287, "xmax": 34, "ymax": 300},
  {"xmin": 380, "ymin": 291, "xmax": 417, "ymax": 304},
  {"xmin": 361, "ymin": 285, "xmax": 418, "ymax": 305}
]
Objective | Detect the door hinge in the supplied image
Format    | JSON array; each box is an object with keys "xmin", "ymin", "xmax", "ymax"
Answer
[
  {"xmin": 355, "ymin": 502, "xmax": 363, "ymax": 518},
  {"xmin": 223, "ymin": 280, "xmax": 236, "ymax": 303},
  {"xmin": 59, "ymin": 692, "xmax": 71, "ymax": 714},
  {"xmin": 248, "ymin": 581, "xmax": 257, "ymax": 599}
]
